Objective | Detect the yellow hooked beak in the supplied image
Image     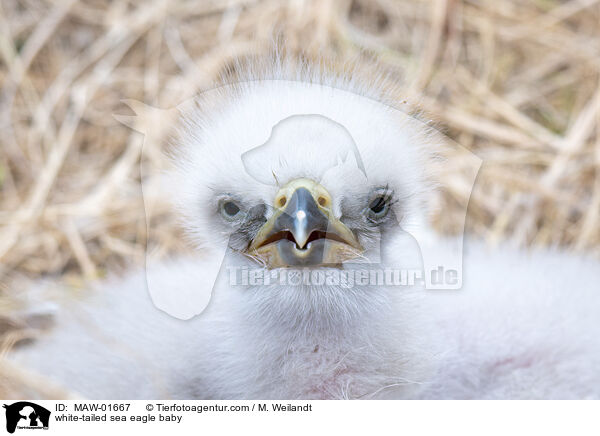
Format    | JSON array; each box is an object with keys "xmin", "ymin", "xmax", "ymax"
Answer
[{"xmin": 247, "ymin": 178, "xmax": 362, "ymax": 268}]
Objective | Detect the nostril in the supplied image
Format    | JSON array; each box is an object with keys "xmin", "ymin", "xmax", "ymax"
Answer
[
  {"xmin": 318, "ymin": 196, "xmax": 327, "ymax": 207},
  {"xmin": 278, "ymin": 196, "xmax": 287, "ymax": 207}
]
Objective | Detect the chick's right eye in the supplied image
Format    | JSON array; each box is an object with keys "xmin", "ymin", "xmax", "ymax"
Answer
[{"xmin": 220, "ymin": 200, "xmax": 241, "ymax": 219}]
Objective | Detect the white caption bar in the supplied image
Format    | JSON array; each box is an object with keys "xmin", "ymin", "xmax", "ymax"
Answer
[{"xmin": 1, "ymin": 400, "xmax": 597, "ymax": 436}]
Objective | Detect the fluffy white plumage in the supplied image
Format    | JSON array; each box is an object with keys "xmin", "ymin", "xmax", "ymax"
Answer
[{"xmin": 9, "ymin": 59, "xmax": 600, "ymax": 399}]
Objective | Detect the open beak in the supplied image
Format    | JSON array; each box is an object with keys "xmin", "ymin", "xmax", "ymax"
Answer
[{"xmin": 247, "ymin": 178, "xmax": 362, "ymax": 268}]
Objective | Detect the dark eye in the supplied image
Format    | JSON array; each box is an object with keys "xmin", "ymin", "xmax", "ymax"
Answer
[
  {"xmin": 219, "ymin": 199, "xmax": 242, "ymax": 220},
  {"xmin": 365, "ymin": 189, "xmax": 393, "ymax": 222},
  {"xmin": 369, "ymin": 196, "xmax": 387, "ymax": 214}
]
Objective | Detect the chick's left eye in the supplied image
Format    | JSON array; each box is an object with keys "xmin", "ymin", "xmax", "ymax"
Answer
[
  {"xmin": 366, "ymin": 191, "xmax": 392, "ymax": 222},
  {"xmin": 369, "ymin": 196, "xmax": 387, "ymax": 214}
]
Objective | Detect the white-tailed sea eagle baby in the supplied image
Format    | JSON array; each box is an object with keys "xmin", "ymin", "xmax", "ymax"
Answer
[{"xmin": 8, "ymin": 60, "xmax": 600, "ymax": 400}]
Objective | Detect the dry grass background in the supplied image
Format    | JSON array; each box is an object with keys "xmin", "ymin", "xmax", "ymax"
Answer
[{"xmin": 0, "ymin": 0, "xmax": 599, "ymax": 397}]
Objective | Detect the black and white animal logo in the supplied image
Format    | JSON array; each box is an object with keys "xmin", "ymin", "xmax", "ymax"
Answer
[{"xmin": 2, "ymin": 402, "xmax": 50, "ymax": 434}]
